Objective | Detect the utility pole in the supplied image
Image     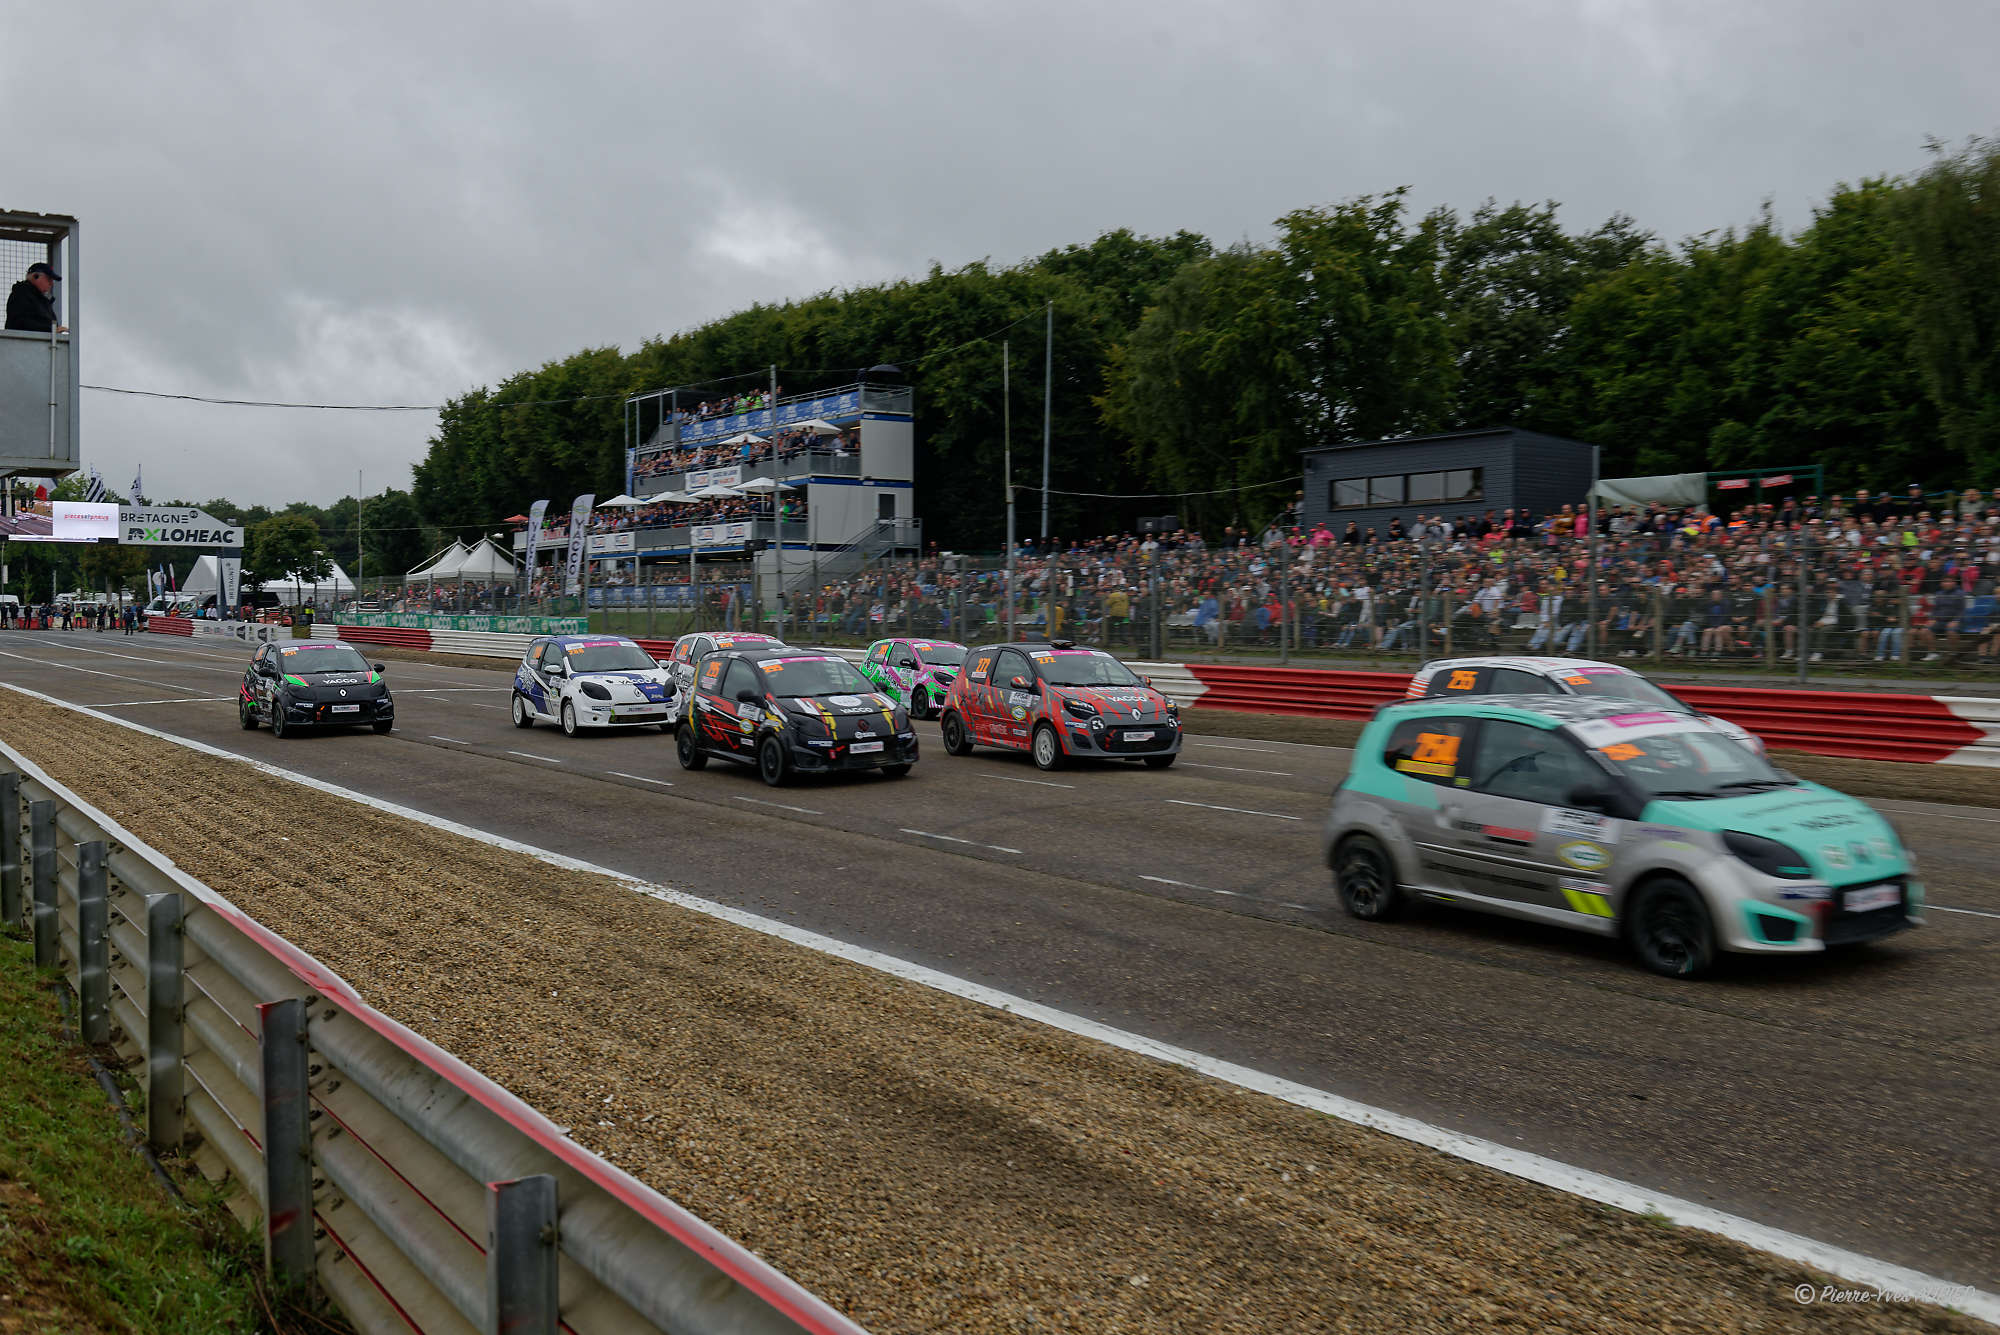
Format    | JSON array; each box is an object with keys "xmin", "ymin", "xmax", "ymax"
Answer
[
  {"xmin": 1003, "ymin": 340, "xmax": 1015, "ymax": 641},
  {"xmin": 770, "ymin": 363, "xmax": 781, "ymax": 638},
  {"xmin": 356, "ymin": 469, "xmax": 364, "ymax": 592},
  {"xmin": 1041, "ymin": 298, "xmax": 1052, "ymax": 540}
]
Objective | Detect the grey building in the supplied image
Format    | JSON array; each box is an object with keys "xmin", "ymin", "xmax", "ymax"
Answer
[{"xmin": 1299, "ymin": 427, "xmax": 1598, "ymax": 537}]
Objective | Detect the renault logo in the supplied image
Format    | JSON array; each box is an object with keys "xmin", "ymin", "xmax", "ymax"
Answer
[{"xmin": 338, "ymin": 689, "xmax": 347, "ymax": 697}]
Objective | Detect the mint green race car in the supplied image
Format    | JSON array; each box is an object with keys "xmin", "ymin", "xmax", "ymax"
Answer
[
  {"xmin": 1323, "ymin": 695, "xmax": 1922, "ymax": 978},
  {"xmin": 859, "ymin": 637, "xmax": 967, "ymax": 720}
]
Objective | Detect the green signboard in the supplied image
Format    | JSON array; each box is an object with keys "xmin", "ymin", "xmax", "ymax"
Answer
[{"xmin": 342, "ymin": 613, "xmax": 589, "ymax": 635}]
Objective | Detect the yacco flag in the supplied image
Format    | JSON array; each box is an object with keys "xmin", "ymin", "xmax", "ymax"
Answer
[
  {"xmin": 562, "ymin": 494, "xmax": 594, "ymax": 595},
  {"xmin": 525, "ymin": 498, "xmax": 550, "ymax": 577}
]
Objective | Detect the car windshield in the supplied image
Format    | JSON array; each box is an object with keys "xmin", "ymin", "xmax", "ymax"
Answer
[
  {"xmin": 280, "ymin": 647, "xmax": 371, "ymax": 675},
  {"xmin": 914, "ymin": 644, "xmax": 965, "ymax": 667},
  {"xmin": 1560, "ymin": 670, "xmax": 1685, "ymax": 712},
  {"xmin": 1036, "ymin": 651, "xmax": 1143, "ymax": 688},
  {"xmin": 1586, "ymin": 728, "xmax": 1794, "ymax": 800},
  {"xmin": 564, "ymin": 642, "xmax": 658, "ymax": 673},
  {"xmin": 762, "ymin": 657, "xmax": 875, "ymax": 697}
]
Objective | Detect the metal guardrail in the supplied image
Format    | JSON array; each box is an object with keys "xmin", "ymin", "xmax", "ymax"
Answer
[{"xmin": 0, "ymin": 741, "xmax": 867, "ymax": 1335}]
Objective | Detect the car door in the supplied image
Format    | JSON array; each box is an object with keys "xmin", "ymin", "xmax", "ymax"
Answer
[
  {"xmin": 247, "ymin": 645, "xmax": 273, "ymax": 714},
  {"xmin": 532, "ymin": 642, "xmax": 569, "ymax": 717},
  {"xmin": 864, "ymin": 640, "xmax": 895, "ymax": 698},
  {"xmin": 960, "ymin": 647, "xmax": 1000, "ymax": 740},
  {"xmin": 717, "ymin": 656, "xmax": 765, "ymax": 757},
  {"xmin": 1379, "ymin": 714, "xmax": 1480, "ymax": 894},
  {"xmin": 1445, "ymin": 719, "xmax": 1616, "ymax": 923},
  {"xmin": 987, "ymin": 648, "xmax": 1039, "ymax": 750}
]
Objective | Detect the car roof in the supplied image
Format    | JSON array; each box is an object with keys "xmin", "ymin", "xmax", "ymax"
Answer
[
  {"xmin": 550, "ymin": 634, "xmax": 638, "ymax": 647},
  {"xmin": 1418, "ymin": 656, "xmax": 1625, "ymax": 676},
  {"xmin": 1380, "ymin": 693, "xmax": 1706, "ymax": 730},
  {"xmin": 732, "ymin": 647, "xmax": 849, "ymax": 665},
  {"xmin": 279, "ymin": 641, "xmax": 347, "ymax": 652}
]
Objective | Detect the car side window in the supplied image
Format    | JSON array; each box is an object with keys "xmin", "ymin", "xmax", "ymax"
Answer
[
  {"xmin": 674, "ymin": 639, "xmax": 693, "ymax": 664},
  {"xmin": 993, "ymin": 649, "xmax": 1033, "ymax": 690},
  {"xmin": 539, "ymin": 644, "xmax": 565, "ymax": 672},
  {"xmin": 697, "ymin": 655, "xmax": 726, "ymax": 694},
  {"xmin": 1426, "ymin": 667, "xmax": 1487, "ymax": 697},
  {"xmin": 968, "ymin": 650, "xmax": 995, "ymax": 683},
  {"xmin": 1490, "ymin": 668, "xmax": 1557, "ymax": 694},
  {"xmin": 1468, "ymin": 720, "xmax": 1597, "ymax": 805},
  {"xmin": 869, "ymin": 642, "xmax": 890, "ymax": 664},
  {"xmin": 722, "ymin": 658, "xmax": 760, "ymax": 700},
  {"xmin": 1382, "ymin": 717, "xmax": 1474, "ymax": 785}
]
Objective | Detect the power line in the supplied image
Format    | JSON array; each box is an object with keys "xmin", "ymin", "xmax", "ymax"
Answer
[
  {"xmin": 82, "ymin": 384, "xmax": 626, "ymax": 411},
  {"xmin": 1028, "ymin": 475, "xmax": 1303, "ymax": 500}
]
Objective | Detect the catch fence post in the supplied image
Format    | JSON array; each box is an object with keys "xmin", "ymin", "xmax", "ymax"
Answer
[
  {"xmin": 76, "ymin": 840, "xmax": 109, "ymax": 1044},
  {"xmin": 29, "ymin": 799, "xmax": 56, "ymax": 967},
  {"xmin": 258, "ymin": 997, "xmax": 317, "ymax": 1289},
  {"xmin": 0, "ymin": 771, "xmax": 19, "ymax": 927},
  {"xmin": 1899, "ymin": 592, "xmax": 1912, "ymax": 667},
  {"xmin": 145, "ymin": 892, "xmax": 186, "ymax": 1152},
  {"xmin": 485, "ymin": 1174, "xmax": 560, "ymax": 1335}
]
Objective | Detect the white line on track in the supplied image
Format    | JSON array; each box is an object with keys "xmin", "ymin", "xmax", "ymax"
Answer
[
  {"xmin": 1179, "ymin": 761, "xmax": 1293, "ymax": 776},
  {"xmin": 1193, "ymin": 742, "xmax": 1283, "ymax": 754},
  {"xmin": 3, "ymin": 678, "xmax": 1993, "ymax": 1324},
  {"xmin": 1166, "ymin": 798, "xmax": 1302, "ymax": 821},
  {"xmin": 396, "ymin": 687, "xmax": 507, "ymax": 696},
  {"xmin": 900, "ymin": 828, "xmax": 1024, "ymax": 855},
  {"xmin": 608, "ymin": 772, "xmax": 673, "ymax": 787},
  {"xmin": 1140, "ymin": 874, "xmax": 1241, "ymax": 897},
  {"xmin": 506, "ymin": 750, "xmax": 563, "ymax": 764},
  {"xmin": 734, "ymin": 796, "xmax": 822, "ymax": 815},
  {"xmin": 1929, "ymin": 904, "xmax": 2000, "ymax": 921},
  {"xmin": 429, "ymin": 735, "xmax": 469, "ymax": 745},
  {"xmin": 980, "ymin": 774, "xmax": 1075, "ymax": 789},
  {"xmin": 96, "ymin": 696, "xmax": 232, "ymax": 707}
]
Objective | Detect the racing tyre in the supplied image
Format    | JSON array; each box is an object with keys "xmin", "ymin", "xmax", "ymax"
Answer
[
  {"xmin": 1334, "ymin": 834, "xmax": 1403, "ymax": 922},
  {"xmin": 758, "ymin": 734, "xmax": 790, "ymax": 787},
  {"xmin": 911, "ymin": 689, "xmax": 933, "ymax": 720},
  {"xmin": 372, "ymin": 720, "xmax": 393, "ymax": 735},
  {"xmin": 239, "ymin": 700, "xmax": 258, "ymax": 730},
  {"xmin": 1031, "ymin": 723, "xmax": 1068, "ymax": 771},
  {"xmin": 1142, "ymin": 753, "xmax": 1177, "ymax": 770},
  {"xmin": 880, "ymin": 764, "xmax": 911, "ymax": 779},
  {"xmin": 511, "ymin": 693, "xmax": 535, "ymax": 728},
  {"xmin": 675, "ymin": 724, "xmax": 708, "ymax": 771},
  {"xmin": 940, "ymin": 710, "xmax": 974, "ymax": 756},
  {"xmin": 270, "ymin": 710, "xmax": 290, "ymax": 740},
  {"xmin": 561, "ymin": 701, "xmax": 581, "ymax": 738},
  {"xmin": 1628, "ymin": 877, "xmax": 1716, "ymax": 980}
]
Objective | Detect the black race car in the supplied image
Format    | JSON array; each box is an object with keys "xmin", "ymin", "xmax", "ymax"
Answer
[
  {"xmin": 676, "ymin": 648, "xmax": 917, "ymax": 786},
  {"xmin": 240, "ymin": 640, "xmax": 394, "ymax": 737}
]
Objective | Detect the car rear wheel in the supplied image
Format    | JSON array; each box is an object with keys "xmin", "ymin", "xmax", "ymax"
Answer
[
  {"xmin": 561, "ymin": 701, "xmax": 580, "ymax": 738},
  {"xmin": 880, "ymin": 763, "xmax": 911, "ymax": 778},
  {"xmin": 511, "ymin": 693, "xmax": 535, "ymax": 728},
  {"xmin": 758, "ymin": 734, "xmax": 790, "ymax": 787},
  {"xmin": 239, "ymin": 700, "xmax": 258, "ymax": 730},
  {"xmin": 1628, "ymin": 877, "xmax": 1716, "ymax": 979},
  {"xmin": 372, "ymin": 719, "xmax": 393, "ymax": 735},
  {"xmin": 940, "ymin": 710, "xmax": 974, "ymax": 756},
  {"xmin": 1142, "ymin": 753, "xmax": 1176, "ymax": 769},
  {"xmin": 1031, "ymin": 723, "xmax": 1067, "ymax": 771},
  {"xmin": 1334, "ymin": 834, "xmax": 1403, "ymax": 921},
  {"xmin": 675, "ymin": 724, "xmax": 707, "ymax": 770}
]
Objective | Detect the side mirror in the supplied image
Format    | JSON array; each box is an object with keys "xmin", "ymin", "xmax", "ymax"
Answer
[
  {"xmin": 735, "ymin": 688, "xmax": 761, "ymax": 704},
  {"xmin": 257, "ymin": 662, "xmax": 278, "ymax": 678},
  {"xmin": 1009, "ymin": 675, "xmax": 1036, "ymax": 691},
  {"xmin": 372, "ymin": 663, "xmax": 386, "ymax": 674},
  {"xmin": 1139, "ymin": 674, "xmax": 1153, "ymax": 687},
  {"xmin": 898, "ymin": 659, "xmax": 919, "ymax": 671},
  {"xmin": 1566, "ymin": 782, "xmax": 1616, "ymax": 814}
]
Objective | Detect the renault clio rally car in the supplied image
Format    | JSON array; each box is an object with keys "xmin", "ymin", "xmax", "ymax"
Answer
[
  {"xmin": 1324, "ymin": 694, "xmax": 1920, "ymax": 978},
  {"xmin": 661, "ymin": 631, "xmax": 789, "ymax": 721},
  {"xmin": 676, "ymin": 648, "xmax": 916, "ymax": 784},
  {"xmin": 1409, "ymin": 656, "xmax": 1764, "ymax": 752},
  {"xmin": 938, "ymin": 640, "xmax": 1181, "ymax": 770},
  {"xmin": 859, "ymin": 637, "xmax": 966, "ymax": 718},
  {"xmin": 511, "ymin": 635, "xmax": 677, "ymax": 736},
  {"xmin": 240, "ymin": 641, "xmax": 394, "ymax": 737}
]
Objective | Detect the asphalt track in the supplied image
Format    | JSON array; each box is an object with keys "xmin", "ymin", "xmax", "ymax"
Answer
[{"xmin": 1, "ymin": 629, "xmax": 1995, "ymax": 1290}]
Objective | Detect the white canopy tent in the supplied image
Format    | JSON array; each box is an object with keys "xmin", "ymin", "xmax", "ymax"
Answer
[
  {"xmin": 406, "ymin": 541, "xmax": 470, "ymax": 583},
  {"xmin": 718, "ymin": 432, "xmax": 767, "ymax": 445},
  {"xmin": 180, "ymin": 554, "xmax": 221, "ymax": 596},
  {"xmin": 597, "ymin": 494, "xmax": 646, "ymax": 508},
  {"xmin": 735, "ymin": 477, "xmax": 796, "ymax": 493},
  {"xmin": 794, "ymin": 419, "xmax": 843, "ymax": 436},
  {"xmin": 690, "ymin": 483, "xmax": 743, "ymax": 499},
  {"xmin": 449, "ymin": 539, "xmax": 517, "ymax": 583},
  {"xmin": 259, "ymin": 561, "xmax": 355, "ymax": 598},
  {"xmin": 1588, "ymin": 473, "xmax": 1708, "ymax": 509}
]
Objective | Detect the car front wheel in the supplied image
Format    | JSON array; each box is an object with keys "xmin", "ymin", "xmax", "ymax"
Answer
[
  {"xmin": 1628, "ymin": 877, "xmax": 1716, "ymax": 979},
  {"xmin": 758, "ymin": 734, "xmax": 790, "ymax": 787},
  {"xmin": 561, "ymin": 701, "xmax": 580, "ymax": 737},
  {"xmin": 1334, "ymin": 834, "xmax": 1403, "ymax": 921},
  {"xmin": 676, "ymin": 724, "xmax": 708, "ymax": 770},
  {"xmin": 239, "ymin": 699, "xmax": 258, "ymax": 730},
  {"xmin": 1031, "ymin": 723, "xmax": 1067, "ymax": 771}
]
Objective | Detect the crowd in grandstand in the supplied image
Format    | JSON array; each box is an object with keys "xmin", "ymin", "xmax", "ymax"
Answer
[{"xmin": 633, "ymin": 423, "xmax": 858, "ymax": 481}]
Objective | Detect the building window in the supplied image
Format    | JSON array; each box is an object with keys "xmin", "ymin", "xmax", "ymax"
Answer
[
  {"xmin": 1329, "ymin": 467, "xmax": 1483, "ymax": 510},
  {"xmin": 1368, "ymin": 476, "xmax": 1404, "ymax": 505},
  {"xmin": 1446, "ymin": 468, "xmax": 1482, "ymax": 501},
  {"xmin": 1408, "ymin": 472, "xmax": 1445, "ymax": 503},
  {"xmin": 1333, "ymin": 478, "xmax": 1366, "ymax": 508}
]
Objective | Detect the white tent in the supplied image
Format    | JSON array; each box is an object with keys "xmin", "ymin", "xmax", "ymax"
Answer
[
  {"xmin": 259, "ymin": 561, "xmax": 355, "ymax": 597},
  {"xmin": 690, "ymin": 483, "xmax": 743, "ymax": 499},
  {"xmin": 180, "ymin": 553, "xmax": 221, "ymax": 595},
  {"xmin": 598, "ymin": 494, "xmax": 646, "ymax": 508},
  {"xmin": 718, "ymin": 432, "xmax": 767, "ymax": 445},
  {"xmin": 407, "ymin": 541, "xmax": 470, "ymax": 582},
  {"xmin": 795, "ymin": 419, "xmax": 843, "ymax": 436},
  {"xmin": 736, "ymin": 477, "xmax": 796, "ymax": 493},
  {"xmin": 451, "ymin": 539, "xmax": 517, "ymax": 583}
]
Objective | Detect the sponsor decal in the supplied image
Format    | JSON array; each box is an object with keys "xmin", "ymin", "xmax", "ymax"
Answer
[
  {"xmin": 1480, "ymin": 825, "xmax": 1536, "ymax": 845},
  {"xmin": 1869, "ymin": 837, "xmax": 1893, "ymax": 859},
  {"xmin": 1797, "ymin": 813, "xmax": 1858, "ymax": 830},
  {"xmin": 1558, "ymin": 877, "xmax": 1615, "ymax": 917},
  {"xmin": 1556, "ymin": 841, "xmax": 1611, "ymax": 872},
  {"xmin": 1607, "ymin": 712, "xmax": 1679, "ymax": 727},
  {"xmin": 1821, "ymin": 845, "xmax": 1851, "ymax": 869},
  {"xmin": 1545, "ymin": 808, "xmax": 1618, "ymax": 842},
  {"xmin": 1636, "ymin": 824, "xmax": 1683, "ymax": 838},
  {"xmin": 1010, "ymin": 705, "xmax": 1027, "ymax": 720},
  {"xmin": 1849, "ymin": 841, "xmax": 1874, "ymax": 865},
  {"xmin": 1779, "ymin": 884, "xmax": 1833, "ymax": 901}
]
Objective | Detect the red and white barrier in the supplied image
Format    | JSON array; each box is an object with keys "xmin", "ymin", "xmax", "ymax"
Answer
[{"xmin": 239, "ymin": 621, "xmax": 2000, "ymax": 769}]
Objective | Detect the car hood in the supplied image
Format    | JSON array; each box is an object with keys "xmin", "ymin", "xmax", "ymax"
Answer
[
  {"xmin": 1640, "ymin": 782, "xmax": 1908, "ymax": 884},
  {"xmin": 281, "ymin": 670, "xmax": 385, "ymax": 696},
  {"xmin": 1049, "ymin": 684, "xmax": 1173, "ymax": 723},
  {"xmin": 576, "ymin": 670, "xmax": 674, "ymax": 701},
  {"xmin": 783, "ymin": 692, "xmax": 905, "ymax": 735}
]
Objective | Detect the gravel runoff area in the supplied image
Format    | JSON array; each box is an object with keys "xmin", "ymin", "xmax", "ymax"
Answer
[{"xmin": 5, "ymin": 693, "xmax": 1982, "ymax": 1335}]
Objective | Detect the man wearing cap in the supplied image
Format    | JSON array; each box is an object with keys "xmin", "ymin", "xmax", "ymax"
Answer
[{"xmin": 4, "ymin": 262, "xmax": 65, "ymax": 334}]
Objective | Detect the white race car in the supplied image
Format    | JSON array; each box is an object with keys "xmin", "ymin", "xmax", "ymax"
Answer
[
  {"xmin": 1407, "ymin": 656, "xmax": 1765, "ymax": 753},
  {"xmin": 512, "ymin": 634, "xmax": 678, "ymax": 736}
]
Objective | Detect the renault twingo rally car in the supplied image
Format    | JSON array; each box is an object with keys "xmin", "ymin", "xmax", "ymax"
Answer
[
  {"xmin": 661, "ymin": 631, "xmax": 789, "ymax": 721},
  {"xmin": 1410, "ymin": 656, "xmax": 1764, "ymax": 753},
  {"xmin": 860, "ymin": 637, "xmax": 966, "ymax": 719},
  {"xmin": 938, "ymin": 640, "xmax": 1182, "ymax": 771},
  {"xmin": 511, "ymin": 635, "xmax": 677, "ymax": 736},
  {"xmin": 240, "ymin": 641, "xmax": 393, "ymax": 737},
  {"xmin": 676, "ymin": 648, "xmax": 917, "ymax": 785},
  {"xmin": 1324, "ymin": 694, "xmax": 1921, "ymax": 978}
]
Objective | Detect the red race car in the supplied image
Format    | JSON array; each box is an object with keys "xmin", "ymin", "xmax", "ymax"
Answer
[{"xmin": 938, "ymin": 640, "xmax": 1181, "ymax": 770}]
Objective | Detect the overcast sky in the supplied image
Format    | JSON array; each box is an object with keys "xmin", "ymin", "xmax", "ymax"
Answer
[{"xmin": 4, "ymin": 0, "xmax": 1992, "ymax": 510}]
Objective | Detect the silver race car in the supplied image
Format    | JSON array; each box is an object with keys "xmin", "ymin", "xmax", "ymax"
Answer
[{"xmin": 1408, "ymin": 655, "xmax": 1764, "ymax": 752}]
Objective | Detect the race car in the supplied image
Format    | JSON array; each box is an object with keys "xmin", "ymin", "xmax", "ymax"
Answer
[
  {"xmin": 511, "ymin": 635, "xmax": 678, "ymax": 736},
  {"xmin": 240, "ymin": 641, "xmax": 394, "ymax": 737},
  {"xmin": 1408, "ymin": 656, "xmax": 1764, "ymax": 753},
  {"xmin": 859, "ymin": 637, "xmax": 966, "ymax": 719},
  {"xmin": 661, "ymin": 631, "xmax": 789, "ymax": 720},
  {"xmin": 676, "ymin": 648, "xmax": 917, "ymax": 785},
  {"xmin": 1324, "ymin": 694, "xmax": 1920, "ymax": 978},
  {"xmin": 938, "ymin": 639, "xmax": 1181, "ymax": 771}
]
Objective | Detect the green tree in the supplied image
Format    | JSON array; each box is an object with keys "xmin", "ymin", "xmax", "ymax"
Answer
[
  {"xmin": 246, "ymin": 513, "xmax": 330, "ymax": 596},
  {"xmin": 1901, "ymin": 136, "xmax": 2000, "ymax": 484},
  {"xmin": 358, "ymin": 489, "xmax": 430, "ymax": 579}
]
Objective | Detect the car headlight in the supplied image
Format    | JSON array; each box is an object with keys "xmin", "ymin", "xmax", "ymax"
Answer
[
  {"xmin": 579, "ymin": 681, "xmax": 612, "ymax": 701},
  {"xmin": 1062, "ymin": 698, "xmax": 1098, "ymax": 720},
  {"xmin": 1723, "ymin": 831, "xmax": 1813, "ymax": 879}
]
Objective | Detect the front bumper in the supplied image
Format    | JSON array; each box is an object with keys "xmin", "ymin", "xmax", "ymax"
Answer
[
  {"xmin": 576, "ymin": 699, "xmax": 673, "ymax": 728},
  {"xmin": 1717, "ymin": 870, "xmax": 1920, "ymax": 954},
  {"xmin": 786, "ymin": 732, "xmax": 919, "ymax": 771},
  {"xmin": 287, "ymin": 694, "xmax": 393, "ymax": 726},
  {"xmin": 1058, "ymin": 715, "xmax": 1182, "ymax": 758}
]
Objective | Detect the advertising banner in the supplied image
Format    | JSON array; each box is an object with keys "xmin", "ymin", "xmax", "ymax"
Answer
[
  {"xmin": 52, "ymin": 501, "xmax": 119, "ymax": 541},
  {"xmin": 587, "ymin": 532, "xmax": 637, "ymax": 554},
  {"xmin": 692, "ymin": 521, "xmax": 751, "ymax": 548},
  {"xmin": 562, "ymin": 494, "xmax": 594, "ymax": 595},
  {"xmin": 525, "ymin": 498, "xmax": 550, "ymax": 572},
  {"xmin": 218, "ymin": 557, "xmax": 242, "ymax": 611},
  {"xmin": 686, "ymin": 466, "xmax": 743, "ymax": 490},
  {"xmin": 118, "ymin": 506, "xmax": 245, "ymax": 547},
  {"xmin": 345, "ymin": 613, "xmax": 589, "ymax": 634},
  {"xmin": 677, "ymin": 389, "xmax": 866, "ymax": 448}
]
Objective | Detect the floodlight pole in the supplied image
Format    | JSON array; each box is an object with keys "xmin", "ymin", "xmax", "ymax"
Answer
[
  {"xmin": 1586, "ymin": 446, "xmax": 1600, "ymax": 659},
  {"xmin": 1003, "ymin": 341, "xmax": 1015, "ymax": 641},
  {"xmin": 771, "ymin": 363, "xmax": 781, "ymax": 638}
]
